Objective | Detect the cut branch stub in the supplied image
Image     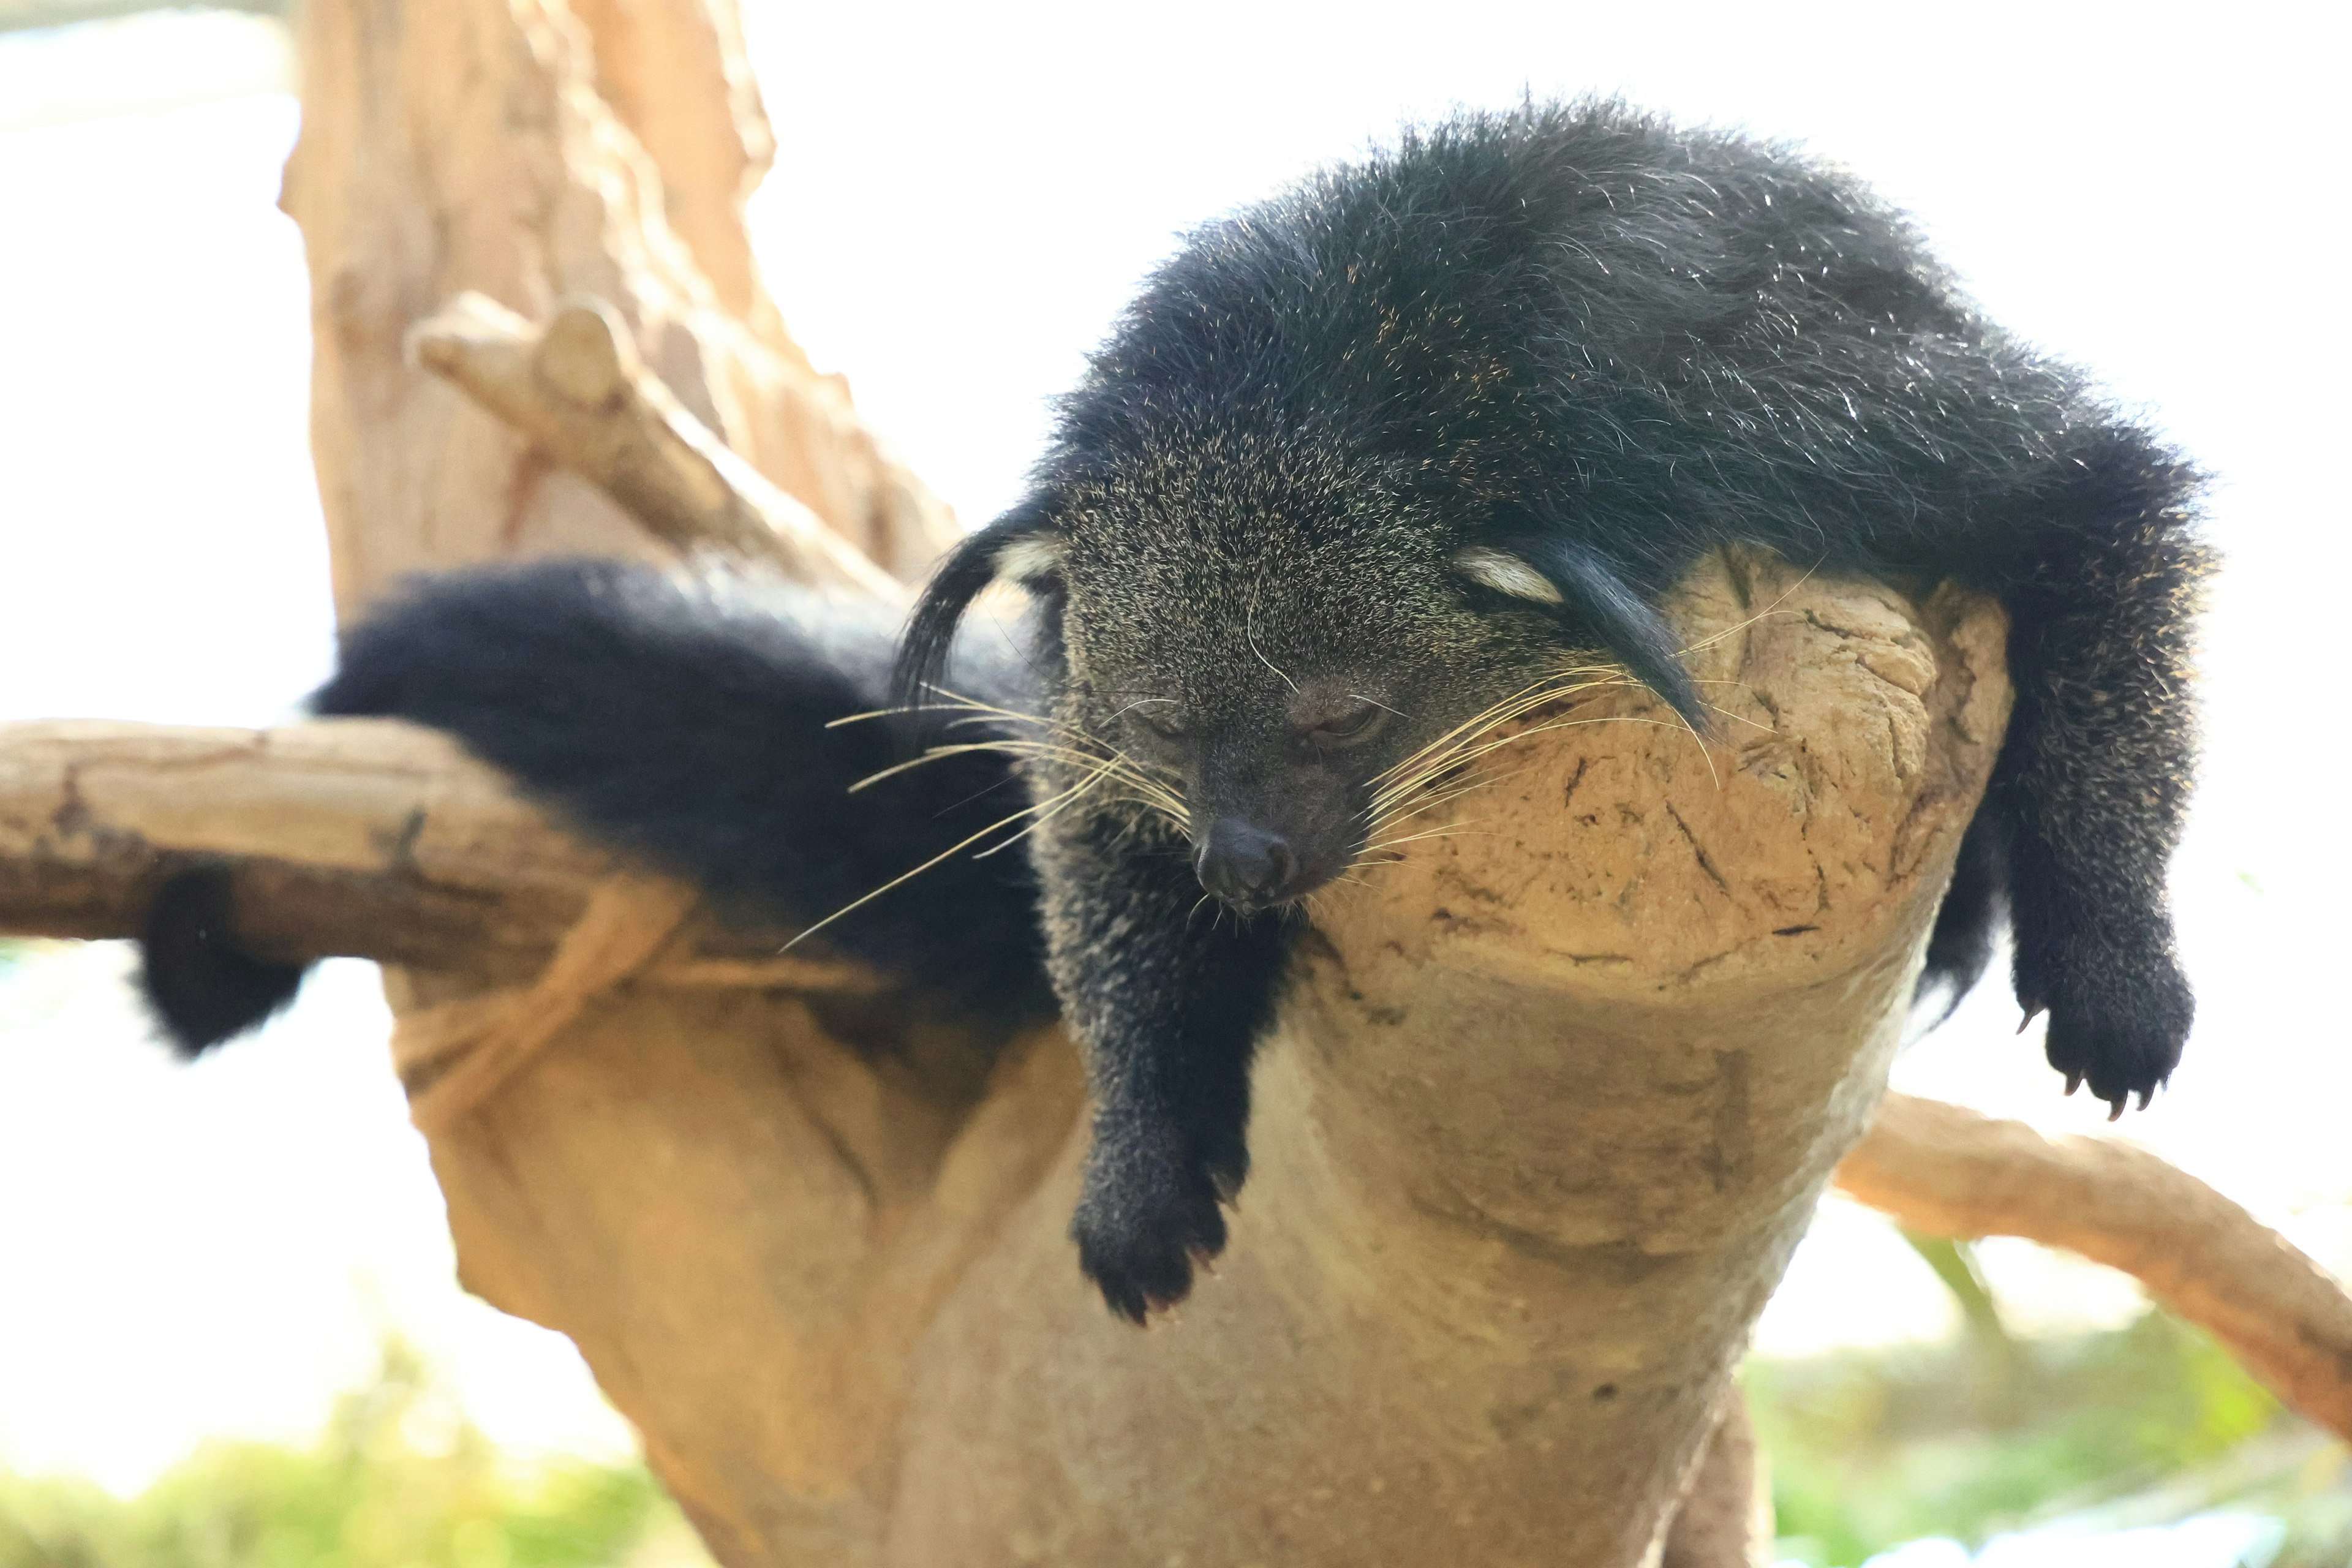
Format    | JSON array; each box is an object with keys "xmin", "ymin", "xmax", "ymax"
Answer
[{"xmin": 406, "ymin": 292, "xmax": 906, "ymax": 599}]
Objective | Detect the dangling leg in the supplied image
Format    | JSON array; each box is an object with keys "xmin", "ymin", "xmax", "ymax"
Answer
[
  {"xmin": 2000, "ymin": 505, "xmax": 2212, "ymax": 1114},
  {"xmin": 1915, "ymin": 799, "xmax": 2007, "ymax": 1024}
]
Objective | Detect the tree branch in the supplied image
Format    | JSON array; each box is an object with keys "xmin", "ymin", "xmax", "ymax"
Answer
[
  {"xmin": 1834, "ymin": 1091, "xmax": 2352, "ymax": 1441},
  {"xmin": 0, "ymin": 718, "xmax": 873, "ymax": 995},
  {"xmin": 405, "ymin": 292, "xmax": 906, "ymax": 600}
]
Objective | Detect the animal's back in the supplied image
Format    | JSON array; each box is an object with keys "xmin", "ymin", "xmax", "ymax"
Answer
[{"xmin": 1069, "ymin": 100, "xmax": 2155, "ymax": 596}]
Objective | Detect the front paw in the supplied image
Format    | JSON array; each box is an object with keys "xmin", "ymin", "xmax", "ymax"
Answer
[
  {"xmin": 1071, "ymin": 1150, "xmax": 1229, "ymax": 1324},
  {"xmin": 2020, "ymin": 932, "xmax": 2193, "ymax": 1117}
]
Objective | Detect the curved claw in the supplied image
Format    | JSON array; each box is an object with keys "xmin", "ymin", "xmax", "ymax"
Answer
[{"xmin": 1072, "ymin": 1153, "xmax": 1232, "ymax": 1325}]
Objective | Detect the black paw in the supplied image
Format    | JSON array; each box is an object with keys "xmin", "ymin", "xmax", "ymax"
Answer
[
  {"xmin": 2020, "ymin": 939, "xmax": 2193, "ymax": 1118},
  {"xmin": 1071, "ymin": 1150, "xmax": 1230, "ymax": 1324}
]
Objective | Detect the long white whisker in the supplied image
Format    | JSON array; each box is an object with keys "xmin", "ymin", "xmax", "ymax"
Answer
[
  {"xmin": 783, "ymin": 768, "xmax": 1111, "ymax": 950},
  {"xmin": 1246, "ymin": 598, "xmax": 1298, "ymax": 693},
  {"xmin": 1672, "ymin": 564, "xmax": 1817, "ymax": 659}
]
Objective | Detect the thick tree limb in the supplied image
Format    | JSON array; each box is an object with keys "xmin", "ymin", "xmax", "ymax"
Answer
[
  {"xmin": 0, "ymin": 718, "xmax": 872, "ymax": 993},
  {"xmin": 1834, "ymin": 1092, "xmax": 2352, "ymax": 1442},
  {"xmin": 406, "ymin": 293, "xmax": 905, "ymax": 600}
]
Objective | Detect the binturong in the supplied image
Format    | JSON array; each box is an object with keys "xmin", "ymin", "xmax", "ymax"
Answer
[
  {"xmin": 140, "ymin": 100, "xmax": 2210, "ymax": 1325},
  {"xmin": 894, "ymin": 99, "xmax": 2208, "ymax": 1318}
]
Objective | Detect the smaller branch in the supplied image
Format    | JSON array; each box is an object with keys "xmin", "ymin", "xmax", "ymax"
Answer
[
  {"xmin": 0, "ymin": 719, "xmax": 872, "ymax": 990},
  {"xmin": 1836, "ymin": 1091, "xmax": 2352, "ymax": 1442},
  {"xmin": 407, "ymin": 293, "xmax": 905, "ymax": 600}
]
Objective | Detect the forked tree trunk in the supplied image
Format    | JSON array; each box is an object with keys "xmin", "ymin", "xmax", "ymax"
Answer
[{"xmin": 1, "ymin": 3, "xmax": 2340, "ymax": 1567}]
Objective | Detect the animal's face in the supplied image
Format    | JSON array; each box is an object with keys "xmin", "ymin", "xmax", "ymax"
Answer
[{"xmin": 1006, "ymin": 434, "xmax": 1585, "ymax": 913}]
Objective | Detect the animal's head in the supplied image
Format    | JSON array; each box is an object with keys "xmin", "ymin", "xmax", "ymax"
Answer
[{"xmin": 896, "ymin": 419, "xmax": 1702, "ymax": 914}]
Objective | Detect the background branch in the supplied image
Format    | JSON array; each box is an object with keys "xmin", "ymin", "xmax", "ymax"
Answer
[{"xmin": 1836, "ymin": 1092, "xmax": 2352, "ymax": 1442}]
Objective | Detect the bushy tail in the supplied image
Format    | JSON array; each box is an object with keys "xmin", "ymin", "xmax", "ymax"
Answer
[
  {"xmin": 139, "ymin": 558, "xmax": 1055, "ymax": 1053},
  {"xmin": 138, "ymin": 865, "xmax": 307, "ymax": 1052}
]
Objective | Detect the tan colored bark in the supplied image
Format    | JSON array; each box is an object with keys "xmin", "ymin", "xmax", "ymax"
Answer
[
  {"xmin": 277, "ymin": 0, "xmax": 956, "ymax": 617},
  {"xmin": 0, "ymin": 718, "xmax": 603, "ymax": 974},
  {"xmin": 0, "ymin": 717, "xmax": 875, "ymax": 993},
  {"xmin": 1836, "ymin": 1091, "xmax": 2352, "ymax": 1442},
  {"xmin": 406, "ymin": 292, "xmax": 903, "ymax": 597}
]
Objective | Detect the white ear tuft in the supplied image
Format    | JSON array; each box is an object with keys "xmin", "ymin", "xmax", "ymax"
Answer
[
  {"xmin": 1453, "ymin": 545, "xmax": 1564, "ymax": 605},
  {"xmin": 994, "ymin": 532, "xmax": 1068, "ymax": 586}
]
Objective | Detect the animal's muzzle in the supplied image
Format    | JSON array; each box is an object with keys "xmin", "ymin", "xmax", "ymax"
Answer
[{"xmin": 1194, "ymin": 816, "xmax": 1309, "ymax": 911}]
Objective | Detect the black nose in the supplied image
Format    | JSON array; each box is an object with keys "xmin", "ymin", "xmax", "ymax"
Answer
[{"xmin": 1194, "ymin": 817, "xmax": 1303, "ymax": 909}]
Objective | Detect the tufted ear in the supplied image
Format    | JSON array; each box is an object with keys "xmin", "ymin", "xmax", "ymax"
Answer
[
  {"xmin": 1455, "ymin": 535, "xmax": 1703, "ymax": 728},
  {"xmin": 894, "ymin": 498, "xmax": 1063, "ymax": 724},
  {"xmin": 991, "ymin": 530, "xmax": 1068, "ymax": 589},
  {"xmin": 1452, "ymin": 545, "xmax": 1564, "ymax": 606}
]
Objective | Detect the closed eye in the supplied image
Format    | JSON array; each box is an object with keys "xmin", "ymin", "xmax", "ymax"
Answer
[
  {"xmin": 1121, "ymin": 699, "xmax": 1188, "ymax": 741},
  {"xmin": 1305, "ymin": 696, "xmax": 1387, "ymax": 748}
]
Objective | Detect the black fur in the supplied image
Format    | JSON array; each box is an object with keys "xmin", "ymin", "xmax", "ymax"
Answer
[
  {"xmin": 1917, "ymin": 801, "xmax": 2008, "ymax": 1025},
  {"xmin": 314, "ymin": 559, "xmax": 1055, "ymax": 1027},
  {"xmin": 141, "ymin": 102, "xmax": 2208, "ymax": 1325},
  {"xmin": 132, "ymin": 560, "xmax": 1055, "ymax": 1054},
  {"xmin": 139, "ymin": 865, "xmax": 306, "ymax": 1052}
]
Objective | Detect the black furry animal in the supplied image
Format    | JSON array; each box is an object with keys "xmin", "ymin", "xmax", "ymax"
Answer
[{"xmin": 143, "ymin": 102, "xmax": 2207, "ymax": 1324}]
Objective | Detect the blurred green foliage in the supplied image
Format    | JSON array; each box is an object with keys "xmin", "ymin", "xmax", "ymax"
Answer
[
  {"xmin": 0, "ymin": 1340, "xmax": 707, "ymax": 1568},
  {"xmin": 1752, "ymin": 1235, "xmax": 2304, "ymax": 1566}
]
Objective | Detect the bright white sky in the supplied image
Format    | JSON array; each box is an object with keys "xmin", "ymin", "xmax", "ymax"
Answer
[{"xmin": 0, "ymin": 0, "xmax": 2344, "ymax": 1532}]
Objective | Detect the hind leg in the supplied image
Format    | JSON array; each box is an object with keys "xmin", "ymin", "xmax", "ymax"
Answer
[
  {"xmin": 2003, "ymin": 519, "xmax": 2211, "ymax": 1114},
  {"xmin": 1915, "ymin": 799, "xmax": 2007, "ymax": 1023}
]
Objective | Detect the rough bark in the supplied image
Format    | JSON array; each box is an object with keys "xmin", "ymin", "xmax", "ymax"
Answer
[
  {"xmin": 277, "ymin": 0, "xmax": 956, "ymax": 617},
  {"xmin": 405, "ymin": 291, "xmax": 903, "ymax": 597},
  {"xmin": 0, "ymin": 718, "xmax": 608, "ymax": 976}
]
